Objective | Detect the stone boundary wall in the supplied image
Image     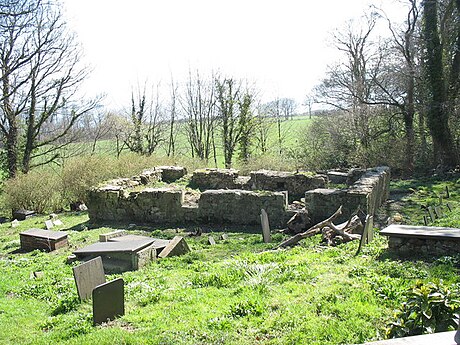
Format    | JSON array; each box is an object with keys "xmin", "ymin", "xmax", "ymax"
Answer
[{"xmin": 304, "ymin": 166, "xmax": 390, "ymax": 223}]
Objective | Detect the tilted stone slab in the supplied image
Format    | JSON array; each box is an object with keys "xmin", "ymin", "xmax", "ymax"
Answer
[
  {"xmin": 20, "ymin": 228, "xmax": 68, "ymax": 252},
  {"xmin": 362, "ymin": 330, "xmax": 456, "ymax": 345},
  {"xmin": 158, "ymin": 236, "xmax": 190, "ymax": 258},
  {"xmin": 109, "ymin": 235, "xmax": 170, "ymax": 255},
  {"xmin": 99, "ymin": 230, "xmax": 127, "ymax": 242},
  {"xmin": 92, "ymin": 278, "xmax": 124, "ymax": 325},
  {"xmin": 72, "ymin": 256, "xmax": 106, "ymax": 300}
]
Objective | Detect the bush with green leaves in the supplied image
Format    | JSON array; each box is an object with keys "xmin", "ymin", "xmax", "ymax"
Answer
[{"xmin": 386, "ymin": 280, "xmax": 460, "ymax": 338}]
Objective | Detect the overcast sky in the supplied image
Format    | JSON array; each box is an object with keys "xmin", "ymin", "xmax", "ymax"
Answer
[{"xmin": 62, "ymin": 0, "xmax": 403, "ymax": 110}]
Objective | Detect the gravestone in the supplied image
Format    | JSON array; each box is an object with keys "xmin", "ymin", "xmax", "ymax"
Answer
[
  {"xmin": 219, "ymin": 233, "xmax": 228, "ymax": 240},
  {"xmin": 356, "ymin": 215, "xmax": 373, "ymax": 255},
  {"xmin": 434, "ymin": 206, "xmax": 443, "ymax": 219},
  {"xmin": 20, "ymin": 228, "xmax": 68, "ymax": 251},
  {"xmin": 92, "ymin": 278, "xmax": 124, "ymax": 325},
  {"xmin": 260, "ymin": 209, "xmax": 271, "ymax": 243},
  {"xmin": 44, "ymin": 220, "xmax": 54, "ymax": 230},
  {"xmin": 158, "ymin": 236, "xmax": 190, "ymax": 258},
  {"xmin": 12, "ymin": 209, "xmax": 35, "ymax": 221},
  {"xmin": 72, "ymin": 256, "xmax": 106, "ymax": 300},
  {"xmin": 427, "ymin": 206, "xmax": 436, "ymax": 222},
  {"xmin": 11, "ymin": 219, "xmax": 20, "ymax": 228},
  {"xmin": 53, "ymin": 219, "xmax": 63, "ymax": 226},
  {"xmin": 208, "ymin": 236, "xmax": 216, "ymax": 245}
]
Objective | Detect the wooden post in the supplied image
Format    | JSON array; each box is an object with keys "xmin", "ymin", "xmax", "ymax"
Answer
[{"xmin": 260, "ymin": 209, "xmax": 271, "ymax": 243}]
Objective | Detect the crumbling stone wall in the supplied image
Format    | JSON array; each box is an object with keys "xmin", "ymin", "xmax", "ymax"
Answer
[
  {"xmin": 198, "ymin": 190, "xmax": 288, "ymax": 226},
  {"xmin": 87, "ymin": 165, "xmax": 389, "ymax": 228},
  {"xmin": 305, "ymin": 166, "xmax": 390, "ymax": 223}
]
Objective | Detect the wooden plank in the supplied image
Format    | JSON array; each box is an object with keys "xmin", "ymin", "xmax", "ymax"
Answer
[
  {"xmin": 72, "ymin": 257, "xmax": 106, "ymax": 300},
  {"xmin": 260, "ymin": 209, "xmax": 271, "ymax": 243}
]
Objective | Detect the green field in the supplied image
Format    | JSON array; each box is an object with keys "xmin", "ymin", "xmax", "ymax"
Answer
[{"xmin": 0, "ymin": 177, "xmax": 460, "ymax": 344}]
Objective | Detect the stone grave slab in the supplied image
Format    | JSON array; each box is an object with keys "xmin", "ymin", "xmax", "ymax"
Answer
[
  {"xmin": 362, "ymin": 330, "xmax": 456, "ymax": 344},
  {"xmin": 108, "ymin": 235, "xmax": 170, "ymax": 255},
  {"xmin": 208, "ymin": 236, "xmax": 216, "ymax": 245},
  {"xmin": 220, "ymin": 233, "xmax": 228, "ymax": 240},
  {"xmin": 356, "ymin": 215, "xmax": 373, "ymax": 255},
  {"xmin": 13, "ymin": 209, "xmax": 35, "ymax": 221},
  {"xmin": 20, "ymin": 228, "xmax": 68, "ymax": 252},
  {"xmin": 260, "ymin": 209, "xmax": 271, "ymax": 243},
  {"xmin": 99, "ymin": 230, "xmax": 126, "ymax": 242},
  {"xmin": 74, "ymin": 239, "xmax": 156, "ymax": 272},
  {"xmin": 72, "ymin": 256, "xmax": 106, "ymax": 300},
  {"xmin": 92, "ymin": 278, "xmax": 124, "ymax": 325},
  {"xmin": 158, "ymin": 236, "xmax": 190, "ymax": 258},
  {"xmin": 44, "ymin": 220, "xmax": 54, "ymax": 230},
  {"xmin": 381, "ymin": 224, "xmax": 460, "ymax": 239}
]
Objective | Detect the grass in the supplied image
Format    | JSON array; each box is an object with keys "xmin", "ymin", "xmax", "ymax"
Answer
[{"xmin": 0, "ymin": 175, "xmax": 459, "ymax": 344}]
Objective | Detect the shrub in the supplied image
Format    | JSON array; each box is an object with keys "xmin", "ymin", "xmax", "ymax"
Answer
[
  {"xmin": 386, "ymin": 280, "xmax": 460, "ymax": 338},
  {"xmin": 4, "ymin": 169, "xmax": 65, "ymax": 213}
]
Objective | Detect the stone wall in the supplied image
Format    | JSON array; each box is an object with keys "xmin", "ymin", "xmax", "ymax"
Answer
[
  {"xmin": 87, "ymin": 165, "xmax": 389, "ymax": 228},
  {"xmin": 305, "ymin": 166, "xmax": 390, "ymax": 223},
  {"xmin": 190, "ymin": 168, "xmax": 326, "ymax": 198},
  {"xmin": 198, "ymin": 190, "xmax": 288, "ymax": 226}
]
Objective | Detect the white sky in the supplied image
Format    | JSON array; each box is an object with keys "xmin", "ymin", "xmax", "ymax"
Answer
[{"xmin": 62, "ymin": 0, "xmax": 404, "ymax": 111}]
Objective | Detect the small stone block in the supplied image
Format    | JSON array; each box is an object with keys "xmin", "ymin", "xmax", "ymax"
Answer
[
  {"xmin": 260, "ymin": 209, "xmax": 271, "ymax": 243},
  {"xmin": 219, "ymin": 233, "xmax": 228, "ymax": 240},
  {"xmin": 53, "ymin": 219, "xmax": 63, "ymax": 226},
  {"xmin": 73, "ymin": 256, "xmax": 106, "ymax": 300},
  {"xmin": 434, "ymin": 206, "xmax": 443, "ymax": 219},
  {"xmin": 92, "ymin": 278, "xmax": 124, "ymax": 325},
  {"xmin": 44, "ymin": 220, "xmax": 54, "ymax": 230},
  {"xmin": 208, "ymin": 236, "xmax": 216, "ymax": 245},
  {"xmin": 99, "ymin": 230, "xmax": 127, "ymax": 242},
  {"xmin": 158, "ymin": 236, "xmax": 190, "ymax": 258},
  {"xmin": 12, "ymin": 209, "xmax": 35, "ymax": 221},
  {"xmin": 427, "ymin": 206, "xmax": 436, "ymax": 222},
  {"xmin": 11, "ymin": 219, "xmax": 20, "ymax": 228}
]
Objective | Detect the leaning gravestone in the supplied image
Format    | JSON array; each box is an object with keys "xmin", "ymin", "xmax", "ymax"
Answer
[
  {"xmin": 92, "ymin": 278, "xmax": 124, "ymax": 325},
  {"xmin": 260, "ymin": 209, "xmax": 271, "ymax": 243},
  {"xmin": 208, "ymin": 236, "xmax": 216, "ymax": 245},
  {"xmin": 44, "ymin": 220, "xmax": 54, "ymax": 230},
  {"xmin": 356, "ymin": 215, "xmax": 373, "ymax": 255},
  {"xmin": 72, "ymin": 256, "xmax": 106, "ymax": 300},
  {"xmin": 158, "ymin": 236, "xmax": 190, "ymax": 258}
]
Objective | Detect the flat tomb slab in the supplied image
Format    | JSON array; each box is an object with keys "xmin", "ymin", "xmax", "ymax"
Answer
[
  {"xmin": 20, "ymin": 228, "xmax": 68, "ymax": 251},
  {"xmin": 108, "ymin": 235, "xmax": 170, "ymax": 254},
  {"xmin": 381, "ymin": 224, "xmax": 460, "ymax": 240},
  {"xmin": 362, "ymin": 330, "xmax": 456, "ymax": 344},
  {"xmin": 74, "ymin": 239, "xmax": 154, "ymax": 255},
  {"xmin": 74, "ymin": 240, "xmax": 157, "ymax": 273}
]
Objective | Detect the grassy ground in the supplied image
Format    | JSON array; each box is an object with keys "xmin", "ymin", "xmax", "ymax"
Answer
[{"xmin": 0, "ymin": 176, "xmax": 459, "ymax": 344}]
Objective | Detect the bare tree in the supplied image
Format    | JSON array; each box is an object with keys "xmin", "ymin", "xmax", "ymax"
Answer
[
  {"xmin": 125, "ymin": 81, "xmax": 166, "ymax": 156},
  {"xmin": 181, "ymin": 69, "xmax": 216, "ymax": 162},
  {"xmin": 166, "ymin": 77, "xmax": 178, "ymax": 157},
  {"xmin": 0, "ymin": 0, "xmax": 98, "ymax": 176},
  {"xmin": 279, "ymin": 98, "xmax": 296, "ymax": 120}
]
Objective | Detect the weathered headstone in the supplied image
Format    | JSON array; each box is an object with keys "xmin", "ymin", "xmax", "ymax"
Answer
[
  {"xmin": 434, "ymin": 206, "xmax": 443, "ymax": 219},
  {"xmin": 260, "ymin": 209, "xmax": 271, "ymax": 243},
  {"xmin": 44, "ymin": 220, "xmax": 54, "ymax": 230},
  {"xmin": 92, "ymin": 278, "xmax": 124, "ymax": 325},
  {"xmin": 53, "ymin": 219, "xmax": 63, "ymax": 226},
  {"xmin": 356, "ymin": 215, "xmax": 373, "ymax": 255},
  {"xmin": 158, "ymin": 236, "xmax": 190, "ymax": 258},
  {"xmin": 219, "ymin": 233, "xmax": 228, "ymax": 240},
  {"xmin": 11, "ymin": 219, "xmax": 20, "ymax": 228},
  {"xmin": 208, "ymin": 236, "xmax": 216, "ymax": 245},
  {"xmin": 446, "ymin": 202, "xmax": 453, "ymax": 212},
  {"xmin": 427, "ymin": 206, "xmax": 436, "ymax": 222},
  {"xmin": 423, "ymin": 215, "xmax": 428, "ymax": 226},
  {"xmin": 72, "ymin": 256, "xmax": 106, "ymax": 300}
]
